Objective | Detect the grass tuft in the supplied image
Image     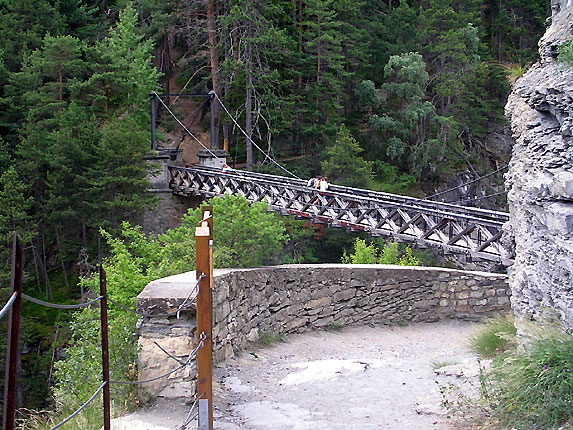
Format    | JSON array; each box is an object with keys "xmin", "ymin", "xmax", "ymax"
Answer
[
  {"xmin": 469, "ymin": 314, "xmax": 516, "ymax": 358},
  {"xmin": 489, "ymin": 332, "xmax": 573, "ymax": 429}
]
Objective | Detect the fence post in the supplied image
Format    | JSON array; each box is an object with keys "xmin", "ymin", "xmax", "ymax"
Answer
[
  {"xmin": 3, "ymin": 232, "xmax": 23, "ymax": 430},
  {"xmin": 99, "ymin": 266, "xmax": 111, "ymax": 430},
  {"xmin": 196, "ymin": 205, "xmax": 213, "ymax": 430}
]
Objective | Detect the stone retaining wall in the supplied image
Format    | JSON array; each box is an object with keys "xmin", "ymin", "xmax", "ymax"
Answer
[{"xmin": 136, "ymin": 264, "xmax": 509, "ymax": 400}]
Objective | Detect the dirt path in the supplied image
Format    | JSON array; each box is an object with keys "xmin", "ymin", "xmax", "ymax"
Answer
[{"xmin": 112, "ymin": 321, "xmax": 482, "ymax": 429}]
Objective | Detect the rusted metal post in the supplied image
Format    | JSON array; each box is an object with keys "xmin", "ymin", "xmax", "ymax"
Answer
[
  {"xmin": 99, "ymin": 265, "xmax": 111, "ymax": 430},
  {"xmin": 196, "ymin": 205, "xmax": 213, "ymax": 430},
  {"xmin": 3, "ymin": 232, "xmax": 23, "ymax": 430}
]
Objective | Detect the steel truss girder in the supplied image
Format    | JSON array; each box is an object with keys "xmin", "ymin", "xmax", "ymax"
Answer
[{"xmin": 168, "ymin": 166, "xmax": 513, "ymax": 264}]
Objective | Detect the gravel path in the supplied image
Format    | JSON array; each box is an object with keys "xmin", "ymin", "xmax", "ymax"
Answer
[{"xmin": 111, "ymin": 321, "xmax": 482, "ymax": 430}]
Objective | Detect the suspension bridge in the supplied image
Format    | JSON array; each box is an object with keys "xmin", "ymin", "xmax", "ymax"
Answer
[
  {"xmin": 168, "ymin": 165, "xmax": 512, "ymax": 264},
  {"xmin": 151, "ymin": 91, "xmax": 513, "ymax": 265}
]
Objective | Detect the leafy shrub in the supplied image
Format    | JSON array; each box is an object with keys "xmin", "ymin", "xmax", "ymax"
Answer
[
  {"xmin": 469, "ymin": 314, "xmax": 517, "ymax": 358},
  {"xmin": 341, "ymin": 238, "xmax": 419, "ymax": 266},
  {"xmin": 48, "ymin": 194, "xmax": 289, "ymax": 427}
]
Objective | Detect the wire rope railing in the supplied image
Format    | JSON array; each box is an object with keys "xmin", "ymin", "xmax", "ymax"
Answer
[
  {"xmin": 2, "ymin": 215, "xmax": 216, "ymax": 430},
  {"xmin": 21, "ymin": 294, "xmax": 103, "ymax": 309},
  {"xmin": 49, "ymin": 382, "xmax": 108, "ymax": 430},
  {"xmin": 0, "ymin": 291, "xmax": 18, "ymax": 320}
]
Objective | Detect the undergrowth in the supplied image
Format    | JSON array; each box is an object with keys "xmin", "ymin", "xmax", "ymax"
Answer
[{"xmin": 447, "ymin": 316, "xmax": 573, "ymax": 429}]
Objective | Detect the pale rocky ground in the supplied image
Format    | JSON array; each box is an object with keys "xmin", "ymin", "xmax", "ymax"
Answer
[{"xmin": 111, "ymin": 321, "xmax": 486, "ymax": 430}]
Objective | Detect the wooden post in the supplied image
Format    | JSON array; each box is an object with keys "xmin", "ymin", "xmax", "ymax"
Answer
[
  {"xmin": 100, "ymin": 266, "xmax": 111, "ymax": 430},
  {"xmin": 196, "ymin": 205, "xmax": 213, "ymax": 430},
  {"xmin": 3, "ymin": 233, "xmax": 23, "ymax": 430}
]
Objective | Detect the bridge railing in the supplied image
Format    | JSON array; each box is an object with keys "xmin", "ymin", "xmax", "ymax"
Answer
[{"xmin": 168, "ymin": 165, "xmax": 513, "ymax": 264}]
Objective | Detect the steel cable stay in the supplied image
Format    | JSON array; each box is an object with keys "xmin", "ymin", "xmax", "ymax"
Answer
[
  {"xmin": 425, "ymin": 165, "xmax": 509, "ymax": 201},
  {"xmin": 214, "ymin": 92, "xmax": 302, "ymax": 180},
  {"xmin": 452, "ymin": 190, "xmax": 508, "ymax": 206},
  {"xmin": 49, "ymin": 382, "xmax": 108, "ymax": 430},
  {"xmin": 0, "ymin": 291, "xmax": 18, "ymax": 320},
  {"xmin": 177, "ymin": 393, "xmax": 204, "ymax": 430}
]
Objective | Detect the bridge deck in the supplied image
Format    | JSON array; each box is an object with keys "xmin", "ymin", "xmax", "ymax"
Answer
[{"xmin": 168, "ymin": 165, "xmax": 512, "ymax": 264}]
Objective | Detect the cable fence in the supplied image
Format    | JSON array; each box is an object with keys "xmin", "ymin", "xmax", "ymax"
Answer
[{"xmin": 2, "ymin": 210, "xmax": 215, "ymax": 430}]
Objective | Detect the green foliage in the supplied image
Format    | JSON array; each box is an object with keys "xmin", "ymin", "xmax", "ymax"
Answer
[
  {"xmin": 488, "ymin": 331, "xmax": 573, "ymax": 429},
  {"xmin": 187, "ymin": 194, "xmax": 288, "ymax": 268},
  {"xmin": 341, "ymin": 238, "xmax": 420, "ymax": 266},
  {"xmin": 469, "ymin": 314, "xmax": 517, "ymax": 358},
  {"xmin": 257, "ymin": 329, "xmax": 287, "ymax": 346},
  {"xmin": 341, "ymin": 238, "xmax": 378, "ymax": 264},
  {"xmin": 559, "ymin": 40, "xmax": 573, "ymax": 67},
  {"xmin": 51, "ymin": 194, "xmax": 289, "ymax": 423},
  {"xmin": 322, "ymin": 124, "xmax": 373, "ymax": 187}
]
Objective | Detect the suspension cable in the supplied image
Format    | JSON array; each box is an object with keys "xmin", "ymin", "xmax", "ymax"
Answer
[
  {"xmin": 151, "ymin": 91, "xmax": 222, "ymax": 161},
  {"xmin": 425, "ymin": 165, "xmax": 508, "ymax": 200},
  {"xmin": 451, "ymin": 190, "xmax": 508, "ymax": 205},
  {"xmin": 214, "ymin": 93, "xmax": 301, "ymax": 180}
]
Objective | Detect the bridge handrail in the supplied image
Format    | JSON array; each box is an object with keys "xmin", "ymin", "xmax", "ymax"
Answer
[
  {"xmin": 178, "ymin": 165, "xmax": 509, "ymax": 221},
  {"xmin": 169, "ymin": 165, "xmax": 508, "ymax": 227}
]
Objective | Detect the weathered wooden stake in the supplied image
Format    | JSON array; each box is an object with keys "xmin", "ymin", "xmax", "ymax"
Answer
[
  {"xmin": 100, "ymin": 265, "xmax": 111, "ymax": 430},
  {"xmin": 3, "ymin": 232, "xmax": 23, "ymax": 430},
  {"xmin": 196, "ymin": 205, "xmax": 213, "ymax": 430}
]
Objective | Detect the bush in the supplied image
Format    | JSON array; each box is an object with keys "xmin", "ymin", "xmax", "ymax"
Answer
[{"xmin": 341, "ymin": 238, "xmax": 420, "ymax": 266}]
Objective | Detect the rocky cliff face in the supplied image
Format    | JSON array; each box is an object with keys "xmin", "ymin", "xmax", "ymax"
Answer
[{"xmin": 504, "ymin": 0, "xmax": 573, "ymax": 332}]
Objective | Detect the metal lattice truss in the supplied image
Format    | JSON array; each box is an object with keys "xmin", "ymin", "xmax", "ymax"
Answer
[{"xmin": 169, "ymin": 166, "xmax": 513, "ymax": 264}]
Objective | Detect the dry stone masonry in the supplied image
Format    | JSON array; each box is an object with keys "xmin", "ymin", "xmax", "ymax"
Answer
[
  {"xmin": 504, "ymin": 0, "xmax": 573, "ymax": 332},
  {"xmin": 136, "ymin": 265, "xmax": 509, "ymax": 401}
]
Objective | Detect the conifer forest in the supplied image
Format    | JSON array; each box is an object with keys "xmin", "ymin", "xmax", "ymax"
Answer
[{"xmin": 0, "ymin": 0, "xmax": 552, "ymax": 421}]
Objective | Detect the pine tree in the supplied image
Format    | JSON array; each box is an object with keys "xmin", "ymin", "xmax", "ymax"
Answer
[
  {"xmin": 322, "ymin": 124, "xmax": 373, "ymax": 187},
  {"xmin": 88, "ymin": 116, "xmax": 156, "ymax": 233},
  {"xmin": 0, "ymin": 166, "xmax": 35, "ymax": 282},
  {"xmin": 80, "ymin": 1, "xmax": 161, "ymax": 125},
  {"xmin": 297, "ymin": 0, "xmax": 346, "ymax": 157}
]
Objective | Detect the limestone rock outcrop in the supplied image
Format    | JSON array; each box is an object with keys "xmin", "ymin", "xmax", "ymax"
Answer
[{"xmin": 504, "ymin": 0, "xmax": 573, "ymax": 332}]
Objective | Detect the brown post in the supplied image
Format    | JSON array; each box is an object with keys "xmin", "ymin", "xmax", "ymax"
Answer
[
  {"xmin": 3, "ymin": 232, "xmax": 23, "ymax": 430},
  {"xmin": 196, "ymin": 205, "xmax": 213, "ymax": 430},
  {"xmin": 100, "ymin": 266, "xmax": 111, "ymax": 430}
]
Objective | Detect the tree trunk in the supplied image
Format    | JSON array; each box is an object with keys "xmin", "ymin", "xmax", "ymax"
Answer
[
  {"xmin": 298, "ymin": 0, "xmax": 303, "ymax": 90},
  {"xmin": 58, "ymin": 60, "xmax": 63, "ymax": 103},
  {"xmin": 54, "ymin": 226, "xmax": 69, "ymax": 289},
  {"xmin": 207, "ymin": 0, "xmax": 220, "ymax": 147},
  {"xmin": 246, "ymin": 44, "xmax": 254, "ymax": 170}
]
